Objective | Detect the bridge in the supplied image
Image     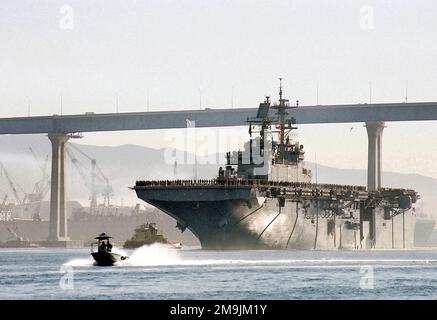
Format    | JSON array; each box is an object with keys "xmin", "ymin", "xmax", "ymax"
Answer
[{"xmin": 1, "ymin": 101, "xmax": 437, "ymax": 245}]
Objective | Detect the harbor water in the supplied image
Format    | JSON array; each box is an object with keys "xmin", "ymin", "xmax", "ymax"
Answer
[{"xmin": 1, "ymin": 245, "xmax": 437, "ymax": 299}]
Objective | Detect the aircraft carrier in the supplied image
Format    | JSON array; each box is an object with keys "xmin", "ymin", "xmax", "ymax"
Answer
[{"xmin": 134, "ymin": 82, "xmax": 418, "ymax": 250}]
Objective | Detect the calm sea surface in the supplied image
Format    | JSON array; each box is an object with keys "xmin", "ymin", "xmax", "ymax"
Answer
[{"xmin": 1, "ymin": 245, "xmax": 437, "ymax": 299}]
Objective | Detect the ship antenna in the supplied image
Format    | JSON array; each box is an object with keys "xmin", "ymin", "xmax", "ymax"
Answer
[{"xmin": 277, "ymin": 77, "xmax": 286, "ymax": 163}]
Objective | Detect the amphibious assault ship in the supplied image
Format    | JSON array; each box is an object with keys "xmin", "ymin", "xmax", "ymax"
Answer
[{"xmin": 134, "ymin": 81, "xmax": 418, "ymax": 250}]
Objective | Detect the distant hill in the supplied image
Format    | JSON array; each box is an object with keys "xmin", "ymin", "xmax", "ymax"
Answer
[
  {"xmin": 0, "ymin": 134, "xmax": 222, "ymax": 207},
  {"xmin": 1, "ymin": 134, "xmax": 436, "ymax": 218},
  {"xmin": 305, "ymin": 162, "xmax": 436, "ymax": 218}
]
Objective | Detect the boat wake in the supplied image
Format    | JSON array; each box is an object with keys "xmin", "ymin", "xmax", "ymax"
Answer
[
  {"xmin": 62, "ymin": 243, "xmax": 182, "ymax": 267},
  {"xmin": 63, "ymin": 244, "xmax": 437, "ymax": 268},
  {"xmin": 120, "ymin": 243, "xmax": 181, "ymax": 266},
  {"xmin": 63, "ymin": 257, "xmax": 94, "ymax": 267}
]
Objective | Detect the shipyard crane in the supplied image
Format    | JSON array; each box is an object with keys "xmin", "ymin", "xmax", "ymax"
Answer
[
  {"xmin": 0, "ymin": 191, "xmax": 12, "ymax": 222},
  {"xmin": 69, "ymin": 144, "xmax": 113, "ymax": 208},
  {"xmin": 27, "ymin": 148, "xmax": 51, "ymax": 221},
  {"xmin": 28, "ymin": 149, "xmax": 50, "ymax": 197},
  {"xmin": 1, "ymin": 194, "xmax": 7, "ymax": 207},
  {"xmin": 29, "ymin": 147, "xmax": 50, "ymax": 181},
  {"xmin": 66, "ymin": 144, "xmax": 113, "ymax": 215},
  {"xmin": 0, "ymin": 162, "xmax": 24, "ymax": 205},
  {"xmin": 66, "ymin": 147, "xmax": 100, "ymax": 214},
  {"xmin": 6, "ymin": 225, "xmax": 21, "ymax": 241},
  {"xmin": 0, "ymin": 190, "xmax": 8, "ymax": 208}
]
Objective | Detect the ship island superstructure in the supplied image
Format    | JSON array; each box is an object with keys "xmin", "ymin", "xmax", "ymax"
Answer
[{"xmin": 134, "ymin": 81, "xmax": 418, "ymax": 250}]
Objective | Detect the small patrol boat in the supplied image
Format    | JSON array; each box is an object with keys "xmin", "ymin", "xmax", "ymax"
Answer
[
  {"xmin": 91, "ymin": 233, "xmax": 128, "ymax": 266},
  {"xmin": 123, "ymin": 222, "xmax": 183, "ymax": 249}
]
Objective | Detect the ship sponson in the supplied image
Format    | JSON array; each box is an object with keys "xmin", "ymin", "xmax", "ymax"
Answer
[{"xmin": 133, "ymin": 180, "xmax": 417, "ymax": 250}]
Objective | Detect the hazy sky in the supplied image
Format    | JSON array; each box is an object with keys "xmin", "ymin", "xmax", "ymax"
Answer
[{"xmin": 1, "ymin": 1, "xmax": 437, "ymax": 178}]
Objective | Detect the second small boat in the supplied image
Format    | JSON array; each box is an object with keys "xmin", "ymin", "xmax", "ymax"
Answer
[{"xmin": 123, "ymin": 222, "xmax": 182, "ymax": 249}]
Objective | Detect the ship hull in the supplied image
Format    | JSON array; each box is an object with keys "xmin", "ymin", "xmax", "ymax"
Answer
[{"xmin": 135, "ymin": 186, "xmax": 415, "ymax": 250}]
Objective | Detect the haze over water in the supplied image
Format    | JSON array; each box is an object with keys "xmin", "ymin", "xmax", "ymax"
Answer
[{"xmin": 1, "ymin": 245, "xmax": 437, "ymax": 299}]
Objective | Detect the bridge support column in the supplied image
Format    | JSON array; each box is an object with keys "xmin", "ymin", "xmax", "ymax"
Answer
[
  {"xmin": 365, "ymin": 121, "xmax": 385, "ymax": 248},
  {"xmin": 48, "ymin": 133, "xmax": 69, "ymax": 241},
  {"xmin": 366, "ymin": 122, "xmax": 385, "ymax": 191}
]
